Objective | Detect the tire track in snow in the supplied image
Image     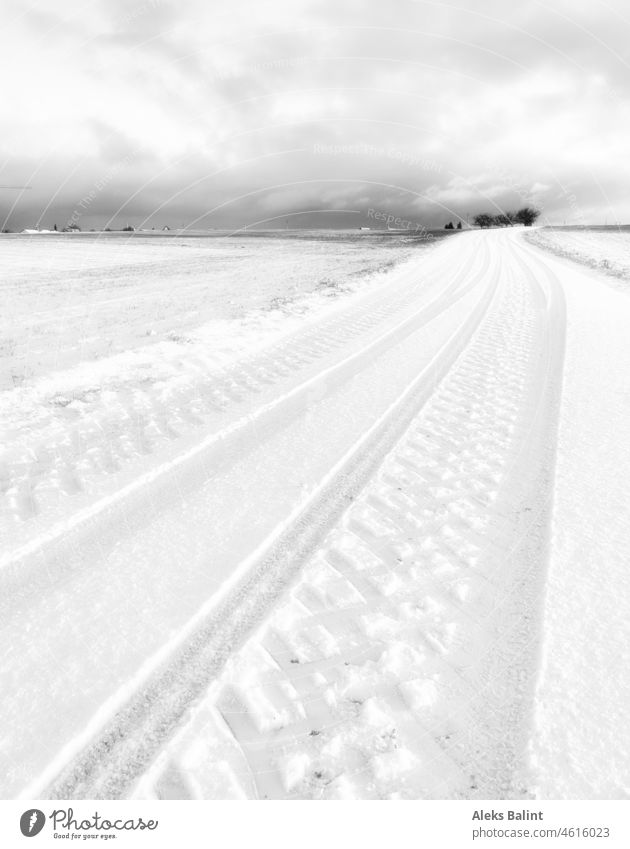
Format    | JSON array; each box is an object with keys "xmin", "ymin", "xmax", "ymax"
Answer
[
  {"xmin": 125, "ymin": 232, "xmax": 566, "ymax": 801},
  {"xmin": 0, "ymin": 240, "xmax": 490, "ymax": 610},
  {"xmin": 36, "ymin": 242, "xmax": 498, "ymax": 799},
  {"xmin": 1, "ymin": 238, "xmax": 483, "ymax": 557}
]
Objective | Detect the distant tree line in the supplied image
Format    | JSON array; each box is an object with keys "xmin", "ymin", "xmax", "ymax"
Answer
[
  {"xmin": 444, "ymin": 221, "xmax": 463, "ymax": 230},
  {"xmin": 473, "ymin": 207, "xmax": 540, "ymax": 228}
]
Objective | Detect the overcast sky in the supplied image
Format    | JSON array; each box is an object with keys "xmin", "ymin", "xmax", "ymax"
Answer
[{"xmin": 1, "ymin": 0, "xmax": 629, "ymax": 230}]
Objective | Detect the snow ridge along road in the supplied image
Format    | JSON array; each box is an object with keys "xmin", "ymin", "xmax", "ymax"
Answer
[{"xmin": 1, "ymin": 229, "xmax": 565, "ymax": 800}]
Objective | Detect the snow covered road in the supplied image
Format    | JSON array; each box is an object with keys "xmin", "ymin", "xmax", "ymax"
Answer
[
  {"xmin": 3, "ymin": 231, "xmax": 490, "ymax": 797},
  {"xmin": 2, "ymin": 227, "xmax": 627, "ymax": 800},
  {"xmin": 127, "ymin": 231, "xmax": 567, "ymax": 801}
]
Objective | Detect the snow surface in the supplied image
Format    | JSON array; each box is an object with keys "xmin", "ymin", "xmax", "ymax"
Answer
[
  {"xmin": 130, "ymin": 230, "xmax": 568, "ymax": 800},
  {"xmin": 524, "ymin": 247, "xmax": 630, "ymax": 799},
  {"xmin": 1, "ymin": 227, "xmax": 629, "ymax": 801},
  {"xmin": 0, "ymin": 231, "xmax": 426, "ymax": 555},
  {"xmin": 526, "ymin": 227, "xmax": 630, "ymax": 293}
]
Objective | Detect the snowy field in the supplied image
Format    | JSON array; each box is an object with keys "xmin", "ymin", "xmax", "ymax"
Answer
[
  {"xmin": 1, "ymin": 231, "xmax": 431, "ymax": 390},
  {"xmin": 0, "ymin": 231, "xmax": 434, "ymax": 550},
  {"xmin": 525, "ymin": 226, "xmax": 630, "ymax": 291},
  {"xmin": 1, "ymin": 227, "xmax": 629, "ymax": 801}
]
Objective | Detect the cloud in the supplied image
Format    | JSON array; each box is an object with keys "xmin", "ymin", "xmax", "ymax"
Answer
[{"xmin": 1, "ymin": 0, "xmax": 629, "ymax": 229}]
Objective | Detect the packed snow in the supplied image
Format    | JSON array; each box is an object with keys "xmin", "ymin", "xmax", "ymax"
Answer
[{"xmin": 1, "ymin": 227, "xmax": 629, "ymax": 801}]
